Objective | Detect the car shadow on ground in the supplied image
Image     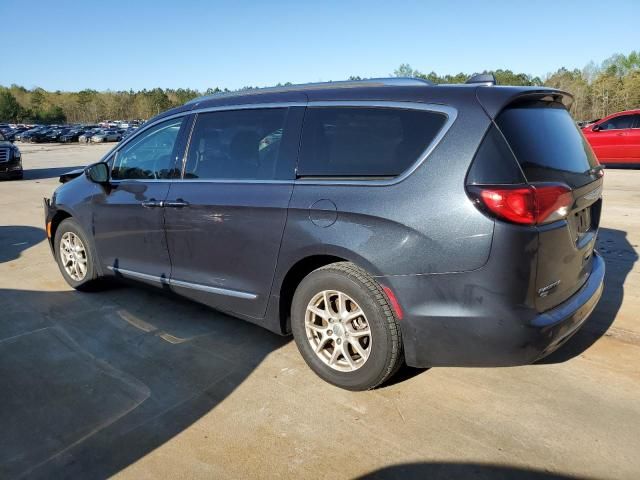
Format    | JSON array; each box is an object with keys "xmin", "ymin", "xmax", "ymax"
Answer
[
  {"xmin": 0, "ymin": 226, "xmax": 46, "ymax": 263},
  {"xmin": 23, "ymin": 166, "xmax": 85, "ymax": 181},
  {"xmin": 0, "ymin": 283, "xmax": 290, "ymax": 478},
  {"xmin": 538, "ymin": 227, "xmax": 638, "ymax": 364},
  {"xmin": 357, "ymin": 462, "xmax": 599, "ymax": 479}
]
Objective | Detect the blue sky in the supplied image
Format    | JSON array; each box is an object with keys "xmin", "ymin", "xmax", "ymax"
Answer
[{"xmin": 3, "ymin": 0, "xmax": 639, "ymax": 91}]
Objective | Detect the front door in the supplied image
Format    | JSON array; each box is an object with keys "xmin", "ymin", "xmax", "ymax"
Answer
[
  {"xmin": 92, "ymin": 116, "xmax": 188, "ymax": 282},
  {"xmin": 589, "ymin": 114, "xmax": 636, "ymax": 162},
  {"xmin": 164, "ymin": 107, "xmax": 304, "ymax": 319}
]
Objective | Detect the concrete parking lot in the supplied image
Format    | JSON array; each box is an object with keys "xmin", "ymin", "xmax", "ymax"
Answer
[{"xmin": 1, "ymin": 143, "xmax": 639, "ymax": 479}]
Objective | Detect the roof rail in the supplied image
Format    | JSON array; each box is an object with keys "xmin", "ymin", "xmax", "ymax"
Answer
[
  {"xmin": 186, "ymin": 77, "xmax": 434, "ymax": 105},
  {"xmin": 465, "ymin": 73, "xmax": 497, "ymax": 85}
]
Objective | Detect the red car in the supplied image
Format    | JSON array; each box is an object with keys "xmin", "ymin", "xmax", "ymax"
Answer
[{"xmin": 582, "ymin": 109, "xmax": 640, "ymax": 166}]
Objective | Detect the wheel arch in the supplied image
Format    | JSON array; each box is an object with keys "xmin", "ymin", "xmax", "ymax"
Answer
[
  {"xmin": 49, "ymin": 209, "xmax": 73, "ymax": 249},
  {"xmin": 276, "ymin": 246, "xmax": 384, "ymax": 335}
]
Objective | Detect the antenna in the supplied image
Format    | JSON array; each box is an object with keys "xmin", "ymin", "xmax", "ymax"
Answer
[{"xmin": 465, "ymin": 73, "xmax": 497, "ymax": 85}]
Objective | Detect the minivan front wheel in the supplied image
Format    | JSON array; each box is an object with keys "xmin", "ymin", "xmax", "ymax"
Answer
[
  {"xmin": 291, "ymin": 262, "xmax": 403, "ymax": 390},
  {"xmin": 54, "ymin": 218, "xmax": 100, "ymax": 290}
]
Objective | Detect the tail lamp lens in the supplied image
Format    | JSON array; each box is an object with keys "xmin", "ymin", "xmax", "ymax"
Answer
[{"xmin": 469, "ymin": 184, "xmax": 573, "ymax": 225}]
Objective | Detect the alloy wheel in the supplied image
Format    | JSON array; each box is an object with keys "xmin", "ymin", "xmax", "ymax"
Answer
[
  {"xmin": 59, "ymin": 231, "xmax": 88, "ymax": 281},
  {"xmin": 305, "ymin": 290, "xmax": 372, "ymax": 372}
]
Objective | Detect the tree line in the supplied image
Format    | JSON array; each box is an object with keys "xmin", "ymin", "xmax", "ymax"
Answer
[{"xmin": 1, "ymin": 51, "xmax": 638, "ymax": 124}]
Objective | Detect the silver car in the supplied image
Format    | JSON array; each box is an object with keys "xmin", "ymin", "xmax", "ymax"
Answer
[{"xmin": 91, "ymin": 131, "xmax": 121, "ymax": 143}]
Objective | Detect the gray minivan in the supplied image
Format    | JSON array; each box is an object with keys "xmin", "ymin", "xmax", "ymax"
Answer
[{"xmin": 45, "ymin": 77, "xmax": 605, "ymax": 390}]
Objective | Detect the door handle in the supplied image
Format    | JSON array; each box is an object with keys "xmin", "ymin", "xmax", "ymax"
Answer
[
  {"xmin": 164, "ymin": 200, "xmax": 190, "ymax": 208},
  {"xmin": 141, "ymin": 199, "xmax": 163, "ymax": 208}
]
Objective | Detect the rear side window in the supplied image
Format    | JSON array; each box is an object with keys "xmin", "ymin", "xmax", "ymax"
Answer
[
  {"xmin": 496, "ymin": 104, "xmax": 599, "ymax": 188},
  {"xmin": 466, "ymin": 125, "xmax": 525, "ymax": 185},
  {"xmin": 297, "ymin": 107, "xmax": 446, "ymax": 177},
  {"xmin": 184, "ymin": 108, "xmax": 288, "ymax": 180}
]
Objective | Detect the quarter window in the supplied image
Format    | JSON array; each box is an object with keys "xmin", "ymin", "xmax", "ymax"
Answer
[
  {"xmin": 111, "ymin": 118, "xmax": 183, "ymax": 180},
  {"xmin": 297, "ymin": 107, "xmax": 447, "ymax": 177},
  {"xmin": 184, "ymin": 108, "xmax": 288, "ymax": 180}
]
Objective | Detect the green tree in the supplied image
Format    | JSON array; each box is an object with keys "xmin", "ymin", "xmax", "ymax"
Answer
[{"xmin": 0, "ymin": 89, "xmax": 23, "ymax": 122}]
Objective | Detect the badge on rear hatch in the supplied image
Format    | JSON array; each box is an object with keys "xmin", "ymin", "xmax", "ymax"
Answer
[{"xmin": 538, "ymin": 280, "xmax": 562, "ymax": 297}]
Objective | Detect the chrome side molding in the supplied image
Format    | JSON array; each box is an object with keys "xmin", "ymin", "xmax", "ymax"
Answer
[{"xmin": 107, "ymin": 266, "xmax": 257, "ymax": 300}]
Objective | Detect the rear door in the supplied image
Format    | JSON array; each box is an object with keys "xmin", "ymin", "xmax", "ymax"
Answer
[
  {"xmin": 164, "ymin": 106, "xmax": 305, "ymax": 319},
  {"xmin": 496, "ymin": 102, "xmax": 603, "ymax": 311}
]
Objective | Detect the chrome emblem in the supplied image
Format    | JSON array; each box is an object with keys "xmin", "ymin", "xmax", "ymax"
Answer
[{"xmin": 538, "ymin": 280, "xmax": 561, "ymax": 297}]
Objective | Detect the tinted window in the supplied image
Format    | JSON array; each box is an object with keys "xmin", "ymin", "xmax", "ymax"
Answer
[
  {"xmin": 184, "ymin": 108, "xmax": 288, "ymax": 180},
  {"xmin": 111, "ymin": 118, "xmax": 183, "ymax": 180},
  {"xmin": 599, "ymin": 114, "xmax": 635, "ymax": 130},
  {"xmin": 496, "ymin": 104, "xmax": 599, "ymax": 188},
  {"xmin": 466, "ymin": 125, "xmax": 525, "ymax": 185},
  {"xmin": 297, "ymin": 107, "xmax": 447, "ymax": 177}
]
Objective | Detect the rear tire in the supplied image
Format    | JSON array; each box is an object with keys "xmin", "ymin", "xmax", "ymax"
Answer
[
  {"xmin": 54, "ymin": 218, "xmax": 102, "ymax": 291},
  {"xmin": 291, "ymin": 262, "xmax": 403, "ymax": 391}
]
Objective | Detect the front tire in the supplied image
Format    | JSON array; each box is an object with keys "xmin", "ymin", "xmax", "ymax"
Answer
[
  {"xmin": 54, "ymin": 218, "xmax": 101, "ymax": 290},
  {"xmin": 291, "ymin": 262, "xmax": 403, "ymax": 391}
]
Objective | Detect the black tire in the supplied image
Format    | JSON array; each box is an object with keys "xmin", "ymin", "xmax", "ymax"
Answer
[
  {"xmin": 54, "ymin": 218, "xmax": 101, "ymax": 291},
  {"xmin": 291, "ymin": 262, "xmax": 403, "ymax": 391}
]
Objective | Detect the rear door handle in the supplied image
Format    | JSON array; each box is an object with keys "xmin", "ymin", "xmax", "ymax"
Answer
[
  {"xmin": 141, "ymin": 199, "xmax": 163, "ymax": 208},
  {"xmin": 164, "ymin": 200, "xmax": 190, "ymax": 208}
]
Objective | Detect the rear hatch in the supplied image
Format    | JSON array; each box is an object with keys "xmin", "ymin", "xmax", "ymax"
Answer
[{"xmin": 495, "ymin": 100, "xmax": 603, "ymax": 311}]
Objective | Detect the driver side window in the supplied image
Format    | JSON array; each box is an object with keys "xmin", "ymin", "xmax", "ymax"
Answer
[
  {"xmin": 599, "ymin": 115, "xmax": 634, "ymax": 131},
  {"xmin": 111, "ymin": 118, "xmax": 183, "ymax": 180}
]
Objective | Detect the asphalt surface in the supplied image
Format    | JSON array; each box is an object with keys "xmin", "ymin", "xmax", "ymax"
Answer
[{"xmin": 1, "ymin": 143, "xmax": 639, "ymax": 479}]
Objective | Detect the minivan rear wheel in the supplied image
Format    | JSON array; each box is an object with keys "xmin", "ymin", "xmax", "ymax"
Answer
[
  {"xmin": 54, "ymin": 218, "xmax": 101, "ymax": 291},
  {"xmin": 291, "ymin": 262, "xmax": 403, "ymax": 390}
]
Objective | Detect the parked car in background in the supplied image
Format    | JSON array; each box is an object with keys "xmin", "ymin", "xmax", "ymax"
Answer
[
  {"xmin": 60, "ymin": 129, "xmax": 86, "ymax": 143},
  {"xmin": 90, "ymin": 130, "xmax": 121, "ymax": 143},
  {"xmin": 79, "ymin": 129, "xmax": 100, "ymax": 143},
  {"xmin": 30, "ymin": 128, "xmax": 59, "ymax": 143},
  {"xmin": 46, "ymin": 128, "xmax": 73, "ymax": 143},
  {"xmin": 582, "ymin": 110, "xmax": 640, "ymax": 166},
  {"xmin": 45, "ymin": 78, "xmax": 605, "ymax": 390},
  {"xmin": 1, "ymin": 127, "xmax": 28, "ymax": 141},
  {"xmin": 20, "ymin": 127, "xmax": 44, "ymax": 143},
  {"xmin": 0, "ymin": 131, "xmax": 23, "ymax": 180}
]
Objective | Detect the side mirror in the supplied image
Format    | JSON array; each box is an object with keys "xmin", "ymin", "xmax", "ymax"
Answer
[
  {"xmin": 592, "ymin": 124, "xmax": 601, "ymax": 132},
  {"xmin": 86, "ymin": 163, "xmax": 110, "ymax": 184}
]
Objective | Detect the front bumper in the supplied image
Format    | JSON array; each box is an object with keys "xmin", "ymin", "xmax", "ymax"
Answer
[
  {"xmin": 380, "ymin": 252, "xmax": 605, "ymax": 368},
  {"xmin": 44, "ymin": 197, "xmax": 55, "ymax": 253},
  {"xmin": 0, "ymin": 162, "xmax": 23, "ymax": 178}
]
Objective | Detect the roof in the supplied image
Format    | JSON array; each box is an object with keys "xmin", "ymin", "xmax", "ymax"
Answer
[
  {"xmin": 150, "ymin": 78, "xmax": 570, "ymax": 124},
  {"xmin": 185, "ymin": 78, "xmax": 434, "ymax": 105}
]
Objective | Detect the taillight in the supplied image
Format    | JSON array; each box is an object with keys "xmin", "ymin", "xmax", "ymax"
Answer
[{"xmin": 467, "ymin": 183, "xmax": 573, "ymax": 226}]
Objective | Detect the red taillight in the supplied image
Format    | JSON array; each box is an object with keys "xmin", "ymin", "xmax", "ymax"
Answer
[{"xmin": 469, "ymin": 184, "xmax": 573, "ymax": 225}]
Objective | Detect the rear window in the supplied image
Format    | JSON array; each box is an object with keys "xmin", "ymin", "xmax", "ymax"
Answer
[
  {"xmin": 297, "ymin": 107, "xmax": 446, "ymax": 177},
  {"xmin": 496, "ymin": 103, "xmax": 599, "ymax": 188}
]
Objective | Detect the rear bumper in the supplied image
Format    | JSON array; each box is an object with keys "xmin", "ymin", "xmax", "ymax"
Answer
[{"xmin": 380, "ymin": 252, "xmax": 605, "ymax": 368}]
